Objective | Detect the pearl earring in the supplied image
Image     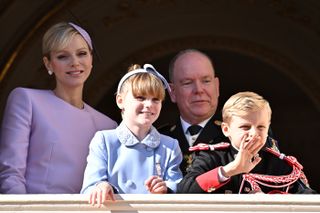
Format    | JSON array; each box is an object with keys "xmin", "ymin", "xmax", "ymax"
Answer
[{"xmin": 48, "ymin": 70, "xmax": 53, "ymax": 75}]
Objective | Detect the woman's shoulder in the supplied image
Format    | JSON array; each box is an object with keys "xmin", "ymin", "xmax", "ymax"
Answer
[
  {"xmin": 11, "ymin": 87, "xmax": 48, "ymax": 93},
  {"xmin": 84, "ymin": 104, "xmax": 118, "ymax": 128},
  {"xmin": 10, "ymin": 87, "xmax": 50, "ymax": 97},
  {"xmin": 7, "ymin": 87, "xmax": 51, "ymax": 102}
]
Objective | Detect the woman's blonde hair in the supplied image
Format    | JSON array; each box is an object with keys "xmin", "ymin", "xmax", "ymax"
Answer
[
  {"xmin": 42, "ymin": 22, "xmax": 92, "ymax": 59},
  {"xmin": 118, "ymin": 64, "xmax": 165, "ymax": 101},
  {"xmin": 222, "ymin": 91, "xmax": 272, "ymax": 123}
]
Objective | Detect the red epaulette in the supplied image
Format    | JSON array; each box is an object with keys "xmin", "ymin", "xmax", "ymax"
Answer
[
  {"xmin": 264, "ymin": 147, "xmax": 303, "ymax": 170},
  {"xmin": 189, "ymin": 142, "xmax": 230, "ymax": 152}
]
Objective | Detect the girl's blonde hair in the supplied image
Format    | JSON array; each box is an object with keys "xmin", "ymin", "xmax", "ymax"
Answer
[
  {"xmin": 222, "ymin": 91, "xmax": 272, "ymax": 123},
  {"xmin": 118, "ymin": 64, "xmax": 165, "ymax": 101}
]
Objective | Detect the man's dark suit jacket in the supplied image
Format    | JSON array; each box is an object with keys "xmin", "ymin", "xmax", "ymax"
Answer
[{"xmin": 158, "ymin": 115, "xmax": 227, "ymax": 175}]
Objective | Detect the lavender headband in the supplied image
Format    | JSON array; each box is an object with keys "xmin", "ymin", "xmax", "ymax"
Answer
[
  {"xmin": 68, "ymin": 22, "xmax": 93, "ymax": 50},
  {"xmin": 117, "ymin": 64, "xmax": 171, "ymax": 94}
]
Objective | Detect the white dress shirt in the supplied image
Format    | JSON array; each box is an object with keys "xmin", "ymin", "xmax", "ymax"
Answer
[{"xmin": 180, "ymin": 116, "xmax": 212, "ymax": 146}]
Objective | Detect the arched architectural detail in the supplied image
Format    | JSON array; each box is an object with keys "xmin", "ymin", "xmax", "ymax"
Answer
[
  {"xmin": 91, "ymin": 36, "xmax": 320, "ymax": 111},
  {"xmin": 0, "ymin": 1, "xmax": 70, "ymax": 83}
]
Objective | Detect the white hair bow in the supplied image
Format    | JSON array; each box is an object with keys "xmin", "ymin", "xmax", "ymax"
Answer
[{"xmin": 116, "ymin": 64, "xmax": 171, "ymax": 94}]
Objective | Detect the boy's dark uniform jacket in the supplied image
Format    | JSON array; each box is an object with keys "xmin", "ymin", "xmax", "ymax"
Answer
[
  {"xmin": 177, "ymin": 142, "xmax": 316, "ymax": 194},
  {"xmin": 158, "ymin": 114, "xmax": 278, "ymax": 176}
]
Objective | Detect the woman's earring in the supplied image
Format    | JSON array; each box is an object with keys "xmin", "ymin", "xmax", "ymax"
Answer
[{"xmin": 48, "ymin": 70, "xmax": 53, "ymax": 75}]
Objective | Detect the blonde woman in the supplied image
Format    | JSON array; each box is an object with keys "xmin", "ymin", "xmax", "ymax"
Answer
[{"xmin": 0, "ymin": 22, "xmax": 117, "ymax": 194}]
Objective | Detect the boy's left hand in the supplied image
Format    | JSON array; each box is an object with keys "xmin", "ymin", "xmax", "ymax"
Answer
[{"xmin": 144, "ymin": 175, "xmax": 167, "ymax": 194}]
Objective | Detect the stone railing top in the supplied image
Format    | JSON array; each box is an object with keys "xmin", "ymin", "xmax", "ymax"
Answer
[{"xmin": 0, "ymin": 194, "xmax": 320, "ymax": 212}]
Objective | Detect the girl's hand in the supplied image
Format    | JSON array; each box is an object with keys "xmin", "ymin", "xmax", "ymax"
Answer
[
  {"xmin": 89, "ymin": 181, "xmax": 115, "ymax": 208},
  {"xmin": 144, "ymin": 175, "xmax": 168, "ymax": 194}
]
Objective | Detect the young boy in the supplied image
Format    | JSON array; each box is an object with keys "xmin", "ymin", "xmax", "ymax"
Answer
[{"xmin": 177, "ymin": 91, "xmax": 316, "ymax": 194}]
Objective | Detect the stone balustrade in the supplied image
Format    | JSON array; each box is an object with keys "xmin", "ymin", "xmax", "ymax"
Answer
[{"xmin": 1, "ymin": 194, "xmax": 320, "ymax": 212}]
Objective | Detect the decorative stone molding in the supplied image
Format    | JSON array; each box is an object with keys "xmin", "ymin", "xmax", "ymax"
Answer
[{"xmin": 90, "ymin": 36, "xmax": 320, "ymax": 110}]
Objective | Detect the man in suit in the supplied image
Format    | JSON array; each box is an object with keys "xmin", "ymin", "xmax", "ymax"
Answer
[{"xmin": 159, "ymin": 49, "xmax": 278, "ymax": 175}]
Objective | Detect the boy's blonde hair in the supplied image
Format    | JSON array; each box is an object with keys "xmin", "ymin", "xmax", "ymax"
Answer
[
  {"xmin": 118, "ymin": 64, "xmax": 165, "ymax": 101},
  {"xmin": 222, "ymin": 91, "xmax": 272, "ymax": 123}
]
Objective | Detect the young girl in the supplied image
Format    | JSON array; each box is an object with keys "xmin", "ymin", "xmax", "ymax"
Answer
[{"xmin": 81, "ymin": 64, "xmax": 183, "ymax": 206}]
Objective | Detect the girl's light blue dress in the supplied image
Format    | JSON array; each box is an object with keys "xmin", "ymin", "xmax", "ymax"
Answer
[{"xmin": 81, "ymin": 121, "xmax": 183, "ymax": 194}]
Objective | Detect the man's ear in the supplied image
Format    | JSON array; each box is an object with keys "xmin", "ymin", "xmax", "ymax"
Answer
[
  {"xmin": 221, "ymin": 122, "xmax": 230, "ymax": 137},
  {"xmin": 214, "ymin": 77, "xmax": 220, "ymax": 98},
  {"xmin": 168, "ymin": 83, "xmax": 176, "ymax": 103}
]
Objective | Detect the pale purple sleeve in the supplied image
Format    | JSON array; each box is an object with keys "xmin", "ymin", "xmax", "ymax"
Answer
[{"xmin": 0, "ymin": 88, "xmax": 32, "ymax": 193}]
